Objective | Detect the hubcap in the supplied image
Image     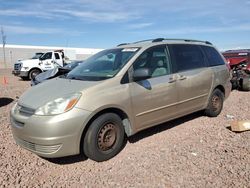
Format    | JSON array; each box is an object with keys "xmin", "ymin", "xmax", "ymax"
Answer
[
  {"xmin": 211, "ymin": 95, "xmax": 221, "ymax": 111},
  {"xmin": 97, "ymin": 123, "xmax": 117, "ymax": 151},
  {"xmin": 31, "ymin": 71, "xmax": 39, "ymax": 79}
]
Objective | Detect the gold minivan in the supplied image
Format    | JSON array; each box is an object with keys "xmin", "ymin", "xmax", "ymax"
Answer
[{"xmin": 10, "ymin": 39, "xmax": 231, "ymax": 162}]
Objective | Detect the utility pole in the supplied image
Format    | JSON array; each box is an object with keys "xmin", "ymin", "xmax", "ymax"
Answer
[{"xmin": 1, "ymin": 26, "xmax": 7, "ymax": 68}]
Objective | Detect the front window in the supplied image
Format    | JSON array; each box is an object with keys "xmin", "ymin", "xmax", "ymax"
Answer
[
  {"xmin": 66, "ymin": 48, "xmax": 139, "ymax": 81},
  {"xmin": 40, "ymin": 52, "xmax": 52, "ymax": 60},
  {"xmin": 133, "ymin": 45, "xmax": 171, "ymax": 78}
]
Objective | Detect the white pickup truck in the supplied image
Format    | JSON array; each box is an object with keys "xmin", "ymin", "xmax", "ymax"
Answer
[{"xmin": 13, "ymin": 50, "xmax": 66, "ymax": 80}]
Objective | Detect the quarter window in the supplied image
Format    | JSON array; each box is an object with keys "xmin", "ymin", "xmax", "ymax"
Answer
[
  {"xmin": 202, "ymin": 46, "xmax": 225, "ymax": 66},
  {"xmin": 133, "ymin": 46, "xmax": 171, "ymax": 78},
  {"xmin": 170, "ymin": 44, "xmax": 205, "ymax": 72}
]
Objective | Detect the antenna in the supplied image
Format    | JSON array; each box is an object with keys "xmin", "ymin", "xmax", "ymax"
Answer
[{"xmin": 1, "ymin": 26, "xmax": 7, "ymax": 68}]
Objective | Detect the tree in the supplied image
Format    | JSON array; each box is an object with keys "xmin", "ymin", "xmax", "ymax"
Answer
[{"xmin": 1, "ymin": 26, "xmax": 7, "ymax": 68}]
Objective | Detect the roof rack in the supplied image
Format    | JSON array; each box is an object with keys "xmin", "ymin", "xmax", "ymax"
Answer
[
  {"xmin": 151, "ymin": 38, "xmax": 212, "ymax": 45},
  {"xmin": 117, "ymin": 38, "xmax": 213, "ymax": 47}
]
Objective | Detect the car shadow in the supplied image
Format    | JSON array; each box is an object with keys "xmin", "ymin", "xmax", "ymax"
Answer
[
  {"xmin": 45, "ymin": 111, "xmax": 203, "ymax": 165},
  {"xmin": 0, "ymin": 97, "xmax": 14, "ymax": 107},
  {"xmin": 46, "ymin": 154, "xmax": 88, "ymax": 165},
  {"xmin": 128, "ymin": 111, "xmax": 204, "ymax": 143}
]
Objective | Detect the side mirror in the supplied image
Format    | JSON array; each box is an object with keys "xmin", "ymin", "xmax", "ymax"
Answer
[{"xmin": 133, "ymin": 68, "xmax": 151, "ymax": 81}]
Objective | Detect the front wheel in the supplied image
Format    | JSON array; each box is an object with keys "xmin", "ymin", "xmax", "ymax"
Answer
[
  {"xmin": 204, "ymin": 89, "xmax": 224, "ymax": 117},
  {"xmin": 29, "ymin": 69, "xmax": 41, "ymax": 80},
  {"xmin": 83, "ymin": 113, "xmax": 125, "ymax": 162}
]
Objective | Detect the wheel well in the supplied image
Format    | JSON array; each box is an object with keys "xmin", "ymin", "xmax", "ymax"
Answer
[
  {"xmin": 80, "ymin": 108, "xmax": 131, "ymax": 154},
  {"xmin": 29, "ymin": 68, "xmax": 42, "ymax": 74},
  {"xmin": 28, "ymin": 68, "xmax": 42, "ymax": 79},
  {"xmin": 214, "ymin": 85, "xmax": 225, "ymax": 95}
]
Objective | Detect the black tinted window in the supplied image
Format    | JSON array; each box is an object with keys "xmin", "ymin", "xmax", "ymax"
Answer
[
  {"xmin": 133, "ymin": 46, "xmax": 171, "ymax": 78},
  {"xmin": 55, "ymin": 53, "xmax": 60, "ymax": 59},
  {"xmin": 40, "ymin": 52, "xmax": 52, "ymax": 60},
  {"xmin": 170, "ymin": 44, "xmax": 205, "ymax": 72},
  {"xmin": 202, "ymin": 46, "xmax": 225, "ymax": 66}
]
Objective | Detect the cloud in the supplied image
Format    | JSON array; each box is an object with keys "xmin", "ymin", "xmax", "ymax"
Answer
[
  {"xmin": 137, "ymin": 24, "xmax": 250, "ymax": 36},
  {"xmin": 52, "ymin": 9, "xmax": 139, "ymax": 22},
  {"xmin": 3, "ymin": 25, "xmax": 84, "ymax": 36},
  {"xmin": 0, "ymin": 9, "xmax": 69, "ymax": 19},
  {"xmin": 128, "ymin": 23, "xmax": 153, "ymax": 29},
  {"xmin": 1, "ymin": 0, "xmax": 250, "ymax": 24}
]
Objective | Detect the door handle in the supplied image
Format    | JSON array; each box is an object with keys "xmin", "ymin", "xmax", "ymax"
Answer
[
  {"xmin": 168, "ymin": 77, "xmax": 177, "ymax": 83},
  {"xmin": 179, "ymin": 75, "xmax": 187, "ymax": 80}
]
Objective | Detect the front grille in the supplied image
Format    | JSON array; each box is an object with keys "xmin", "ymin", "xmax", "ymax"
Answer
[
  {"xmin": 15, "ymin": 137, "xmax": 61, "ymax": 154},
  {"xmin": 14, "ymin": 63, "xmax": 22, "ymax": 71},
  {"xmin": 15, "ymin": 104, "xmax": 35, "ymax": 116},
  {"xmin": 19, "ymin": 105, "xmax": 35, "ymax": 116},
  {"xmin": 13, "ymin": 119, "xmax": 25, "ymax": 128}
]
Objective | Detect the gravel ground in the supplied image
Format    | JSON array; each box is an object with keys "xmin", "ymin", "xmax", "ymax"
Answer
[{"xmin": 0, "ymin": 69, "xmax": 249, "ymax": 187}]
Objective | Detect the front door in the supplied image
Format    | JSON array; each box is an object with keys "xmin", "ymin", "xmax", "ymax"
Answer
[
  {"xmin": 40, "ymin": 52, "xmax": 54, "ymax": 70},
  {"xmin": 129, "ymin": 45, "xmax": 179, "ymax": 130}
]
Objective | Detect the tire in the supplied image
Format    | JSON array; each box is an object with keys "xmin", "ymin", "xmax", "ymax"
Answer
[
  {"xmin": 21, "ymin": 76, "xmax": 28, "ymax": 80},
  {"xmin": 204, "ymin": 89, "xmax": 224, "ymax": 117},
  {"xmin": 83, "ymin": 113, "xmax": 125, "ymax": 162},
  {"xmin": 241, "ymin": 77, "xmax": 250, "ymax": 91},
  {"xmin": 29, "ymin": 69, "xmax": 41, "ymax": 80}
]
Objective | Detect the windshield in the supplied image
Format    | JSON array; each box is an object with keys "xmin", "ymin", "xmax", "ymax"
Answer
[
  {"xmin": 31, "ymin": 53, "xmax": 43, "ymax": 59},
  {"xmin": 66, "ymin": 48, "xmax": 139, "ymax": 81},
  {"xmin": 64, "ymin": 61, "xmax": 84, "ymax": 70}
]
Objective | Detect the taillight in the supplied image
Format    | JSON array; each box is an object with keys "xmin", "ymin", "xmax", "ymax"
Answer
[{"xmin": 226, "ymin": 61, "xmax": 231, "ymax": 70}]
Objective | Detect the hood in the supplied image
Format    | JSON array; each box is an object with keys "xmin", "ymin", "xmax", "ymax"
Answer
[
  {"xmin": 35, "ymin": 68, "xmax": 59, "ymax": 82},
  {"xmin": 19, "ymin": 77, "xmax": 101, "ymax": 109},
  {"xmin": 20, "ymin": 59, "xmax": 39, "ymax": 64}
]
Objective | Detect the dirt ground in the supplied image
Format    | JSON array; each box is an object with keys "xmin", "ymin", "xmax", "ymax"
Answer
[{"xmin": 0, "ymin": 69, "xmax": 249, "ymax": 187}]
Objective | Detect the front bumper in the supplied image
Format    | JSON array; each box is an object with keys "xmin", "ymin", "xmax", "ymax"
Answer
[
  {"xmin": 12, "ymin": 70, "xmax": 29, "ymax": 77},
  {"xmin": 10, "ymin": 105, "xmax": 92, "ymax": 158}
]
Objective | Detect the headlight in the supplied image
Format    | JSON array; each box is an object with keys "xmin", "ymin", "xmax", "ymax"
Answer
[{"xmin": 35, "ymin": 93, "xmax": 81, "ymax": 115}]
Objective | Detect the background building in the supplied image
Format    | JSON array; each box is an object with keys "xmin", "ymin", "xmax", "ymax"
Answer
[{"xmin": 0, "ymin": 44, "xmax": 102, "ymax": 68}]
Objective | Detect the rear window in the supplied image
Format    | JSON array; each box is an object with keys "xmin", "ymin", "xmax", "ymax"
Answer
[
  {"xmin": 169, "ymin": 44, "xmax": 206, "ymax": 72},
  {"xmin": 202, "ymin": 46, "xmax": 225, "ymax": 66}
]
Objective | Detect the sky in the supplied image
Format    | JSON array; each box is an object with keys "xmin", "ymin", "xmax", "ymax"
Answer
[{"xmin": 0, "ymin": 0, "xmax": 250, "ymax": 50}]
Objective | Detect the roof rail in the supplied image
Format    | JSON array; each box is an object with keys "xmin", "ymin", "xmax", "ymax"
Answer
[
  {"xmin": 117, "ymin": 43, "xmax": 130, "ymax": 47},
  {"xmin": 152, "ymin": 38, "xmax": 165, "ymax": 42},
  {"xmin": 183, "ymin": 39, "xmax": 212, "ymax": 45},
  {"xmin": 117, "ymin": 38, "xmax": 213, "ymax": 46},
  {"xmin": 133, "ymin": 39, "xmax": 155, "ymax": 44},
  {"xmin": 152, "ymin": 38, "xmax": 212, "ymax": 45}
]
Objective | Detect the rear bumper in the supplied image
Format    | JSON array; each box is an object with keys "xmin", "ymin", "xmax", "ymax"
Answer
[{"xmin": 224, "ymin": 80, "xmax": 232, "ymax": 100}]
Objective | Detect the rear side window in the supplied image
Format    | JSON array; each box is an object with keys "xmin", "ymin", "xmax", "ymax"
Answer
[
  {"xmin": 55, "ymin": 53, "xmax": 60, "ymax": 59},
  {"xmin": 169, "ymin": 44, "xmax": 205, "ymax": 72},
  {"xmin": 202, "ymin": 46, "xmax": 225, "ymax": 66}
]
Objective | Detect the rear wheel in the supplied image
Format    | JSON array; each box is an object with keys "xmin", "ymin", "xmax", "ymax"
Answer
[
  {"xmin": 241, "ymin": 77, "xmax": 250, "ymax": 91},
  {"xmin": 29, "ymin": 69, "xmax": 41, "ymax": 80},
  {"xmin": 204, "ymin": 89, "xmax": 224, "ymax": 117},
  {"xmin": 83, "ymin": 113, "xmax": 125, "ymax": 162}
]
